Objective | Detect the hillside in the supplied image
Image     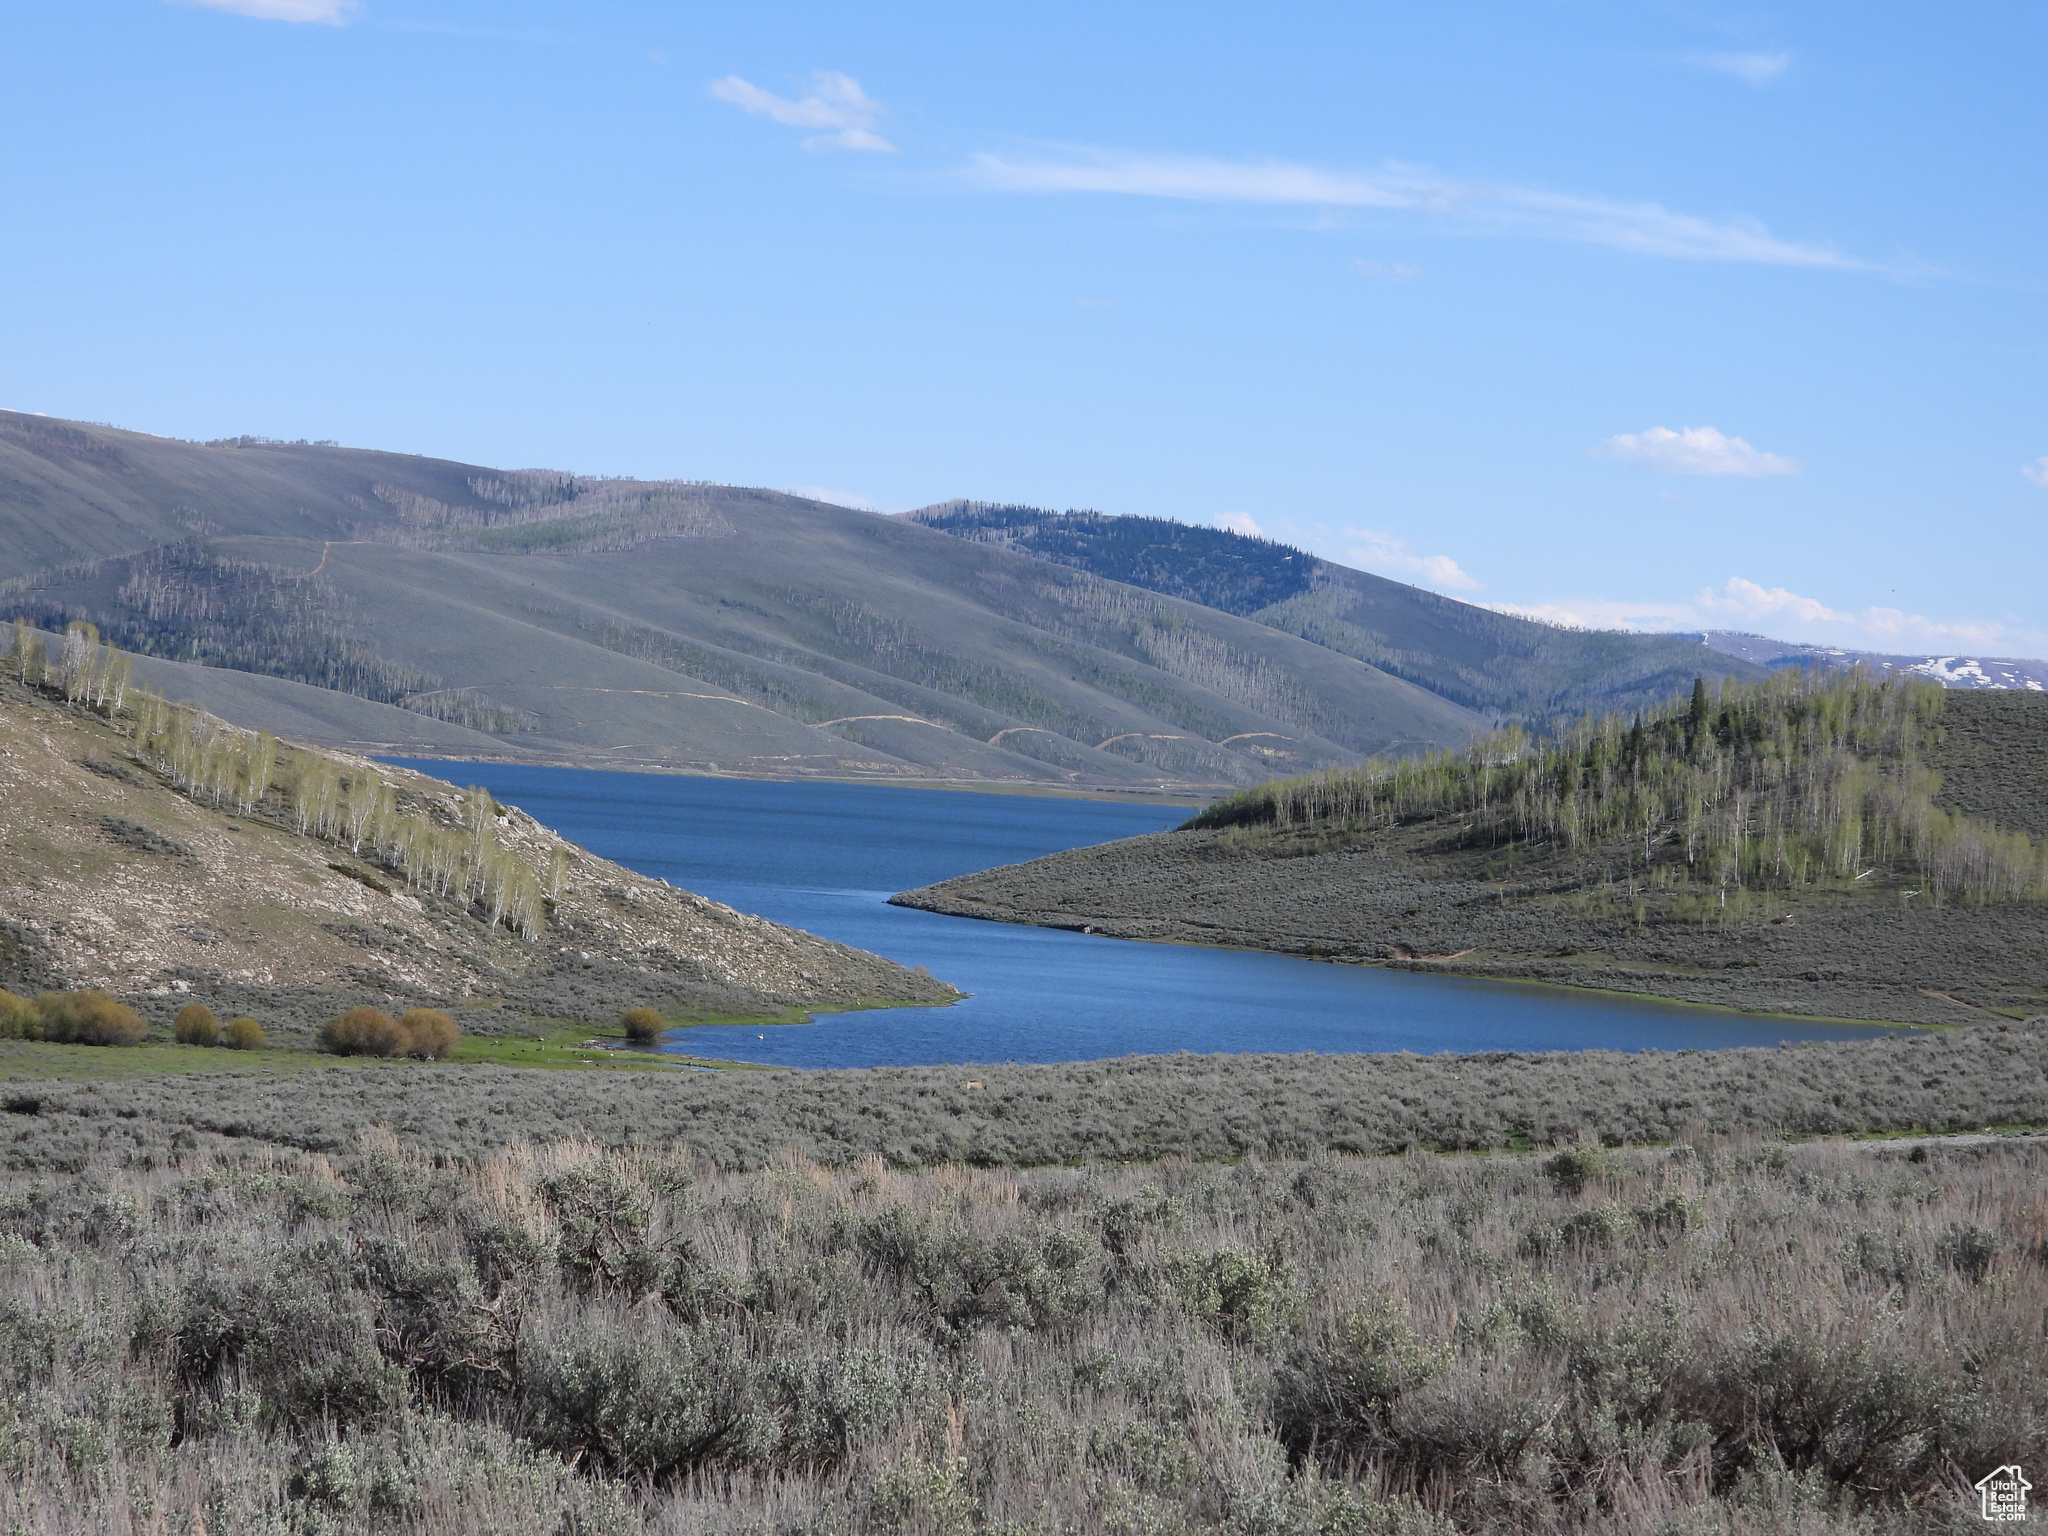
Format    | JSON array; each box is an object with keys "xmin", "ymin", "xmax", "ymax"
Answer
[
  {"xmin": 0, "ymin": 412, "xmax": 1499, "ymax": 791},
  {"xmin": 901, "ymin": 501, "xmax": 1767, "ymax": 720},
  {"xmin": 0, "ymin": 664, "xmax": 953, "ymax": 1040},
  {"xmin": 895, "ymin": 679, "xmax": 2048, "ymax": 1027}
]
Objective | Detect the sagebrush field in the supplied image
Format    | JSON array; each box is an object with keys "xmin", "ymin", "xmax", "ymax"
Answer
[{"xmin": 3, "ymin": 1124, "xmax": 2040, "ymax": 1534}]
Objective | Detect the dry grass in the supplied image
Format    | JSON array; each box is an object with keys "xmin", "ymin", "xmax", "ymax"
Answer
[{"xmin": 0, "ymin": 1127, "xmax": 2038, "ymax": 1533}]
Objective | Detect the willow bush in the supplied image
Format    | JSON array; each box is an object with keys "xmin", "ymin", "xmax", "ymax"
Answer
[
  {"xmin": 0, "ymin": 988, "xmax": 145, "ymax": 1046},
  {"xmin": 1192, "ymin": 671, "xmax": 2048, "ymax": 904},
  {"xmin": 25, "ymin": 990, "xmax": 146, "ymax": 1046},
  {"xmin": 621, "ymin": 1006, "xmax": 667, "ymax": 1046},
  {"xmin": 172, "ymin": 1002, "xmax": 220, "ymax": 1046},
  {"xmin": 223, "ymin": 1016, "xmax": 267, "ymax": 1051},
  {"xmin": 320, "ymin": 1007, "xmax": 459, "ymax": 1060}
]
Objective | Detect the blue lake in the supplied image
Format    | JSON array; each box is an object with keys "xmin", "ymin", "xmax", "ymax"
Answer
[{"xmin": 385, "ymin": 762, "xmax": 1917, "ymax": 1067}]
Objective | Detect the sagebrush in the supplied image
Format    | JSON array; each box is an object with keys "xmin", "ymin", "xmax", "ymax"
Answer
[{"xmin": 0, "ymin": 1129, "xmax": 2036, "ymax": 1533}]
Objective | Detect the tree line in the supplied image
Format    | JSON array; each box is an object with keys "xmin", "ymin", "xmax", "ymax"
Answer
[
  {"xmin": 1191, "ymin": 670, "xmax": 2048, "ymax": 904},
  {"xmin": 8, "ymin": 618, "xmax": 133, "ymax": 710},
  {"xmin": 4, "ymin": 543, "xmax": 436, "ymax": 704},
  {"xmin": 109, "ymin": 680, "xmax": 567, "ymax": 940}
]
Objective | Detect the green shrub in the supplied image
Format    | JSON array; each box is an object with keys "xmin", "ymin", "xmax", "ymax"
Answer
[
  {"xmin": 224, "ymin": 1017, "xmax": 266, "ymax": 1051},
  {"xmin": 620, "ymin": 1006, "xmax": 666, "ymax": 1046},
  {"xmin": 399, "ymin": 1009, "xmax": 459, "ymax": 1061},
  {"xmin": 173, "ymin": 1003, "xmax": 220, "ymax": 1047},
  {"xmin": 521, "ymin": 1316, "xmax": 771, "ymax": 1481},
  {"xmin": 320, "ymin": 1007, "xmax": 407, "ymax": 1057},
  {"xmin": 34, "ymin": 990, "xmax": 146, "ymax": 1046},
  {"xmin": 1272, "ymin": 1300, "xmax": 1457, "ymax": 1468},
  {"xmin": 1542, "ymin": 1140, "xmax": 1613, "ymax": 1196},
  {"xmin": 0, "ymin": 989, "xmax": 36, "ymax": 1039}
]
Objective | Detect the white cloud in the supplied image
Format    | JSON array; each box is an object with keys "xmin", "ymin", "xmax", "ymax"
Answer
[
  {"xmin": 176, "ymin": 0, "xmax": 357, "ymax": 20},
  {"xmin": 1494, "ymin": 576, "xmax": 2048, "ymax": 656},
  {"xmin": 2023, "ymin": 457, "xmax": 2048, "ymax": 488},
  {"xmin": 788, "ymin": 485, "xmax": 887, "ymax": 512},
  {"xmin": 1597, "ymin": 425, "xmax": 1800, "ymax": 478},
  {"xmin": 1214, "ymin": 511, "xmax": 1263, "ymax": 538},
  {"xmin": 1693, "ymin": 52, "xmax": 1791, "ymax": 87},
  {"xmin": 1352, "ymin": 259, "xmax": 1419, "ymax": 282},
  {"xmin": 964, "ymin": 149, "xmax": 1858, "ymax": 268},
  {"xmin": 1341, "ymin": 529, "xmax": 1480, "ymax": 592},
  {"xmin": 709, "ymin": 72, "xmax": 896, "ymax": 153}
]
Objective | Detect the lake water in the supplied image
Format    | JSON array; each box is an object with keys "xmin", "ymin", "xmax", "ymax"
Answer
[{"xmin": 385, "ymin": 762, "xmax": 1916, "ymax": 1066}]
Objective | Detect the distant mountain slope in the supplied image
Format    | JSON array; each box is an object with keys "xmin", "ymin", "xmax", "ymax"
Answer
[
  {"xmin": 1702, "ymin": 630, "xmax": 2048, "ymax": 692},
  {"xmin": 76, "ymin": 630, "xmax": 513, "ymax": 757},
  {"xmin": 902, "ymin": 502, "xmax": 1765, "ymax": 721},
  {"xmin": 0, "ymin": 413, "xmax": 526, "ymax": 581},
  {"xmin": 0, "ymin": 413, "xmax": 1488, "ymax": 789}
]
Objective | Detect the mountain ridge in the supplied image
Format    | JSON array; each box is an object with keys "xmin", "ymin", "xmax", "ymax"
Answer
[
  {"xmin": 4, "ymin": 411, "xmax": 1756, "ymax": 790},
  {"xmin": 1700, "ymin": 629, "xmax": 2048, "ymax": 691},
  {"xmin": 897, "ymin": 501, "xmax": 1768, "ymax": 722}
]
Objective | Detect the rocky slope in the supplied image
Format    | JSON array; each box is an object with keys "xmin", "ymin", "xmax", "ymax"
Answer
[{"xmin": 0, "ymin": 678, "xmax": 954, "ymax": 1037}]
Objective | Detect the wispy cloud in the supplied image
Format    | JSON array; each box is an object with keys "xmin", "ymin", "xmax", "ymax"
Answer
[
  {"xmin": 1692, "ymin": 52, "xmax": 1791, "ymax": 87},
  {"xmin": 788, "ymin": 485, "xmax": 889, "ymax": 511},
  {"xmin": 1352, "ymin": 259, "xmax": 1419, "ymax": 282},
  {"xmin": 1340, "ymin": 529, "xmax": 1480, "ymax": 592},
  {"xmin": 1217, "ymin": 512, "xmax": 1478, "ymax": 594},
  {"xmin": 710, "ymin": 72, "xmax": 895, "ymax": 153},
  {"xmin": 2024, "ymin": 457, "xmax": 2048, "ymax": 488},
  {"xmin": 1495, "ymin": 576, "xmax": 2048, "ymax": 656},
  {"xmin": 1597, "ymin": 425, "xmax": 1799, "ymax": 477},
  {"xmin": 964, "ymin": 148, "xmax": 1858, "ymax": 268},
  {"xmin": 175, "ymin": 0, "xmax": 357, "ymax": 21}
]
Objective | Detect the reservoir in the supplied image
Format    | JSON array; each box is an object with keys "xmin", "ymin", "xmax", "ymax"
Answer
[{"xmin": 386, "ymin": 762, "xmax": 1918, "ymax": 1067}]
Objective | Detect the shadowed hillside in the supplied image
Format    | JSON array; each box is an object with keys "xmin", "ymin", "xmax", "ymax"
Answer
[
  {"xmin": 0, "ymin": 413, "xmax": 1491, "ymax": 790},
  {"xmin": 901, "ymin": 501, "xmax": 1766, "ymax": 721}
]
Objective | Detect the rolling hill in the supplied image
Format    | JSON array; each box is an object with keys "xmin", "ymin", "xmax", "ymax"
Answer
[
  {"xmin": 895, "ymin": 675, "xmax": 2048, "ymax": 1027},
  {"xmin": 0, "ymin": 411, "xmax": 1757, "ymax": 790}
]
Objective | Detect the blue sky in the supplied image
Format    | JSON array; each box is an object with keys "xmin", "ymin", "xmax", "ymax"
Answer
[{"xmin": 3, "ymin": 1, "xmax": 2043, "ymax": 656}]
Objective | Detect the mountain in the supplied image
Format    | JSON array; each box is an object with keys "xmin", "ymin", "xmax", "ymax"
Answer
[
  {"xmin": 899, "ymin": 502, "xmax": 1766, "ymax": 720},
  {"xmin": 0, "ymin": 669, "xmax": 951, "ymax": 1038},
  {"xmin": 0, "ymin": 411, "xmax": 1750, "ymax": 792},
  {"xmin": 0, "ymin": 412, "xmax": 1495, "ymax": 789},
  {"xmin": 1701, "ymin": 630, "xmax": 2048, "ymax": 692},
  {"xmin": 894, "ymin": 677, "xmax": 2048, "ymax": 1028}
]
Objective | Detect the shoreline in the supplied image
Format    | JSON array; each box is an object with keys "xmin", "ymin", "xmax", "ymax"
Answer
[
  {"xmin": 888, "ymin": 900, "xmax": 1938, "ymax": 1032},
  {"xmin": 369, "ymin": 750, "xmax": 1217, "ymax": 807}
]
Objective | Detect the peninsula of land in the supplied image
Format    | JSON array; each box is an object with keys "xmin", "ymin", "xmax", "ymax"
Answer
[{"xmin": 895, "ymin": 682, "xmax": 2048, "ymax": 1028}]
